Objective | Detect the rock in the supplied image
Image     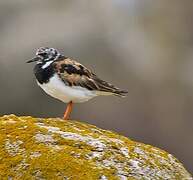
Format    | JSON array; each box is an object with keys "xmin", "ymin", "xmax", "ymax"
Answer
[{"xmin": 0, "ymin": 115, "xmax": 192, "ymax": 179}]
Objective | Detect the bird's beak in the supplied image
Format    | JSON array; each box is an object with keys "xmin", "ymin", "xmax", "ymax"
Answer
[{"xmin": 26, "ymin": 57, "xmax": 40, "ymax": 63}]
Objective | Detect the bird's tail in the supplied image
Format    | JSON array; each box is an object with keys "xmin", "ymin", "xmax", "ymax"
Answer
[
  {"xmin": 93, "ymin": 76, "xmax": 128, "ymax": 97},
  {"xmin": 113, "ymin": 89, "xmax": 128, "ymax": 97}
]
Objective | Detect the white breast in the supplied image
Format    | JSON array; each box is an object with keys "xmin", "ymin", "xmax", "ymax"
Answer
[{"xmin": 37, "ymin": 74, "xmax": 97, "ymax": 103}]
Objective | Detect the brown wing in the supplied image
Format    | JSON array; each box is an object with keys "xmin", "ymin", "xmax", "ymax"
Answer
[{"xmin": 53, "ymin": 57, "xmax": 128, "ymax": 97}]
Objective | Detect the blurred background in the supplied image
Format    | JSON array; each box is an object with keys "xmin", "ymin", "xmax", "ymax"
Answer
[{"xmin": 0, "ymin": 0, "xmax": 193, "ymax": 173}]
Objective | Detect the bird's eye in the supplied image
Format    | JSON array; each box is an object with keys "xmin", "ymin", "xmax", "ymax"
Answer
[{"xmin": 50, "ymin": 48, "xmax": 55, "ymax": 53}]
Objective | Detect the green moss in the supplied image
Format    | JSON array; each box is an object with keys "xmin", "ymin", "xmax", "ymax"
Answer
[{"xmin": 0, "ymin": 115, "xmax": 192, "ymax": 179}]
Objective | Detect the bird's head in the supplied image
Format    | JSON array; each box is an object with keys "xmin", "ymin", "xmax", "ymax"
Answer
[{"xmin": 27, "ymin": 47, "xmax": 60, "ymax": 64}]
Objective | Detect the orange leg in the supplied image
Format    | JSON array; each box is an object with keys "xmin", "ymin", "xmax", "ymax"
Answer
[{"xmin": 63, "ymin": 101, "xmax": 73, "ymax": 120}]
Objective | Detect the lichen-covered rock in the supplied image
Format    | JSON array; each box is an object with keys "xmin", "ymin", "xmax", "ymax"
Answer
[{"xmin": 0, "ymin": 115, "xmax": 192, "ymax": 180}]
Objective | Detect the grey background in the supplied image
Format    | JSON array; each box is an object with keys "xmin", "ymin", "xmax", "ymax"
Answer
[{"xmin": 0, "ymin": 0, "xmax": 193, "ymax": 173}]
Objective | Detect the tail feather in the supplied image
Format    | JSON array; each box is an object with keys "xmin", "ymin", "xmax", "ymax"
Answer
[
  {"xmin": 93, "ymin": 76, "xmax": 128, "ymax": 97},
  {"xmin": 113, "ymin": 89, "xmax": 128, "ymax": 97}
]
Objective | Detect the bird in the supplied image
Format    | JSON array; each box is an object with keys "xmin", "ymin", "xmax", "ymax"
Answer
[{"xmin": 27, "ymin": 47, "xmax": 128, "ymax": 120}]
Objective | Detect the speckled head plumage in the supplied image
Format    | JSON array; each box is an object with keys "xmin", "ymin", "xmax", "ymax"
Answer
[{"xmin": 27, "ymin": 47, "xmax": 60, "ymax": 64}]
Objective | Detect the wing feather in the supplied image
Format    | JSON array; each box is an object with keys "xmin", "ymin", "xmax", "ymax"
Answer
[{"xmin": 53, "ymin": 56, "xmax": 127, "ymax": 97}]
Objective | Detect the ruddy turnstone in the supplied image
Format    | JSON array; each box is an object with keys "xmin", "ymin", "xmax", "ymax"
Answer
[{"xmin": 27, "ymin": 47, "xmax": 128, "ymax": 120}]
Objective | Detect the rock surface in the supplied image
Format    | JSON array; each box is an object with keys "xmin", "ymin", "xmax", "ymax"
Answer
[{"xmin": 0, "ymin": 115, "xmax": 192, "ymax": 179}]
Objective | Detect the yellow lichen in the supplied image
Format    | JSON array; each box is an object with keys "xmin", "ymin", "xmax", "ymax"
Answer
[{"xmin": 0, "ymin": 115, "xmax": 192, "ymax": 180}]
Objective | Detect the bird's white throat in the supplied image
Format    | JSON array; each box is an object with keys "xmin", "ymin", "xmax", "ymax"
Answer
[{"xmin": 41, "ymin": 61, "xmax": 54, "ymax": 69}]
